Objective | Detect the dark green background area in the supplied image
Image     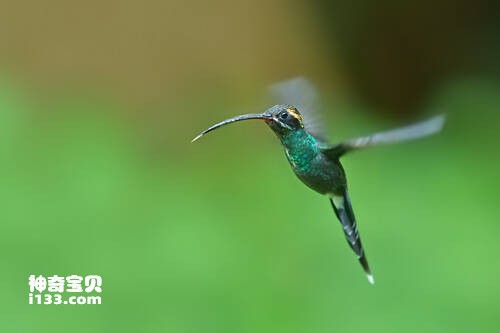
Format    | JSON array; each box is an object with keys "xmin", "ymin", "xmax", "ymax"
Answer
[
  {"xmin": 1, "ymin": 77, "xmax": 499, "ymax": 332},
  {"xmin": 1, "ymin": 0, "xmax": 500, "ymax": 331}
]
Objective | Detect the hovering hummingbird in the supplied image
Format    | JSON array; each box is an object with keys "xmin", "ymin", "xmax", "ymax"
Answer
[{"xmin": 192, "ymin": 78, "xmax": 444, "ymax": 284}]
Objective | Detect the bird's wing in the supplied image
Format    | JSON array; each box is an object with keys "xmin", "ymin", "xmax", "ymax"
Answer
[
  {"xmin": 269, "ymin": 77, "xmax": 327, "ymax": 140},
  {"xmin": 321, "ymin": 114, "xmax": 445, "ymax": 158}
]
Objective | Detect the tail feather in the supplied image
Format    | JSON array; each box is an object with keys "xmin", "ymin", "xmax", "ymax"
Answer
[{"xmin": 330, "ymin": 190, "xmax": 374, "ymax": 284}]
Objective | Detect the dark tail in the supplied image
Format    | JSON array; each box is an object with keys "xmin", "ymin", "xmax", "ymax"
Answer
[{"xmin": 330, "ymin": 190, "xmax": 374, "ymax": 284}]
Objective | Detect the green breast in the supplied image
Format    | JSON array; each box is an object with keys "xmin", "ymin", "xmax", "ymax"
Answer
[
  {"xmin": 279, "ymin": 129, "xmax": 346, "ymax": 195},
  {"xmin": 280, "ymin": 130, "xmax": 319, "ymax": 173}
]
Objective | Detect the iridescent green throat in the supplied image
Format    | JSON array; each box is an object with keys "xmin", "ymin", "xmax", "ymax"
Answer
[{"xmin": 279, "ymin": 129, "xmax": 319, "ymax": 172}]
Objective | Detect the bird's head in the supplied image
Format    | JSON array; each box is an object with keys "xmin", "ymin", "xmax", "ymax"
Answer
[
  {"xmin": 263, "ymin": 104, "xmax": 305, "ymax": 135},
  {"xmin": 191, "ymin": 104, "xmax": 304, "ymax": 142}
]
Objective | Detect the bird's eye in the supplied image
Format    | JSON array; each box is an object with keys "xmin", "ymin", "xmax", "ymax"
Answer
[{"xmin": 279, "ymin": 111, "xmax": 288, "ymax": 120}]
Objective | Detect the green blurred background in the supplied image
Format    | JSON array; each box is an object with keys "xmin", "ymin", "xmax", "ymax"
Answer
[{"xmin": 1, "ymin": 0, "xmax": 500, "ymax": 332}]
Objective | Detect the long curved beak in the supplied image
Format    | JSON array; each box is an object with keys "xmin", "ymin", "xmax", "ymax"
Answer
[{"xmin": 191, "ymin": 113, "xmax": 271, "ymax": 142}]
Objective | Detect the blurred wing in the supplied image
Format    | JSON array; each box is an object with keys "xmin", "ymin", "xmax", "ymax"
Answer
[
  {"xmin": 269, "ymin": 77, "xmax": 327, "ymax": 140},
  {"xmin": 322, "ymin": 114, "xmax": 445, "ymax": 158}
]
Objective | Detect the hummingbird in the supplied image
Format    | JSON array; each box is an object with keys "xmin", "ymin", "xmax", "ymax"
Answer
[{"xmin": 192, "ymin": 78, "xmax": 445, "ymax": 284}]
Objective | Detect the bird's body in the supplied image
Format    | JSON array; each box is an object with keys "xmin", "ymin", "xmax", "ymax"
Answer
[
  {"xmin": 279, "ymin": 128, "xmax": 345, "ymax": 195},
  {"xmin": 192, "ymin": 78, "xmax": 445, "ymax": 284},
  {"xmin": 264, "ymin": 104, "xmax": 372, "ymax": 281}
]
